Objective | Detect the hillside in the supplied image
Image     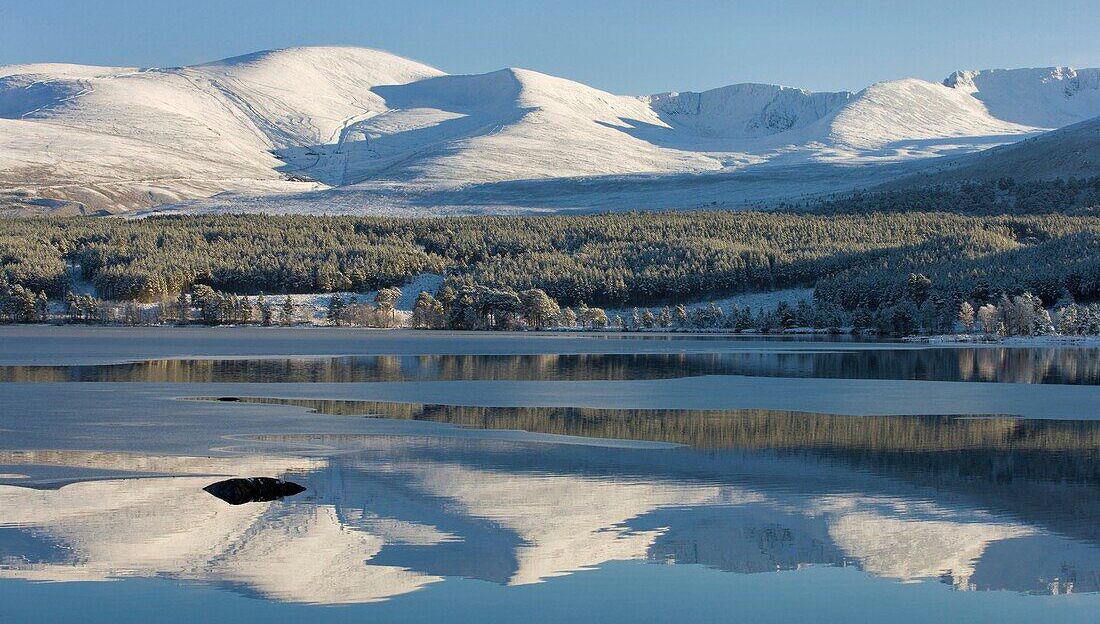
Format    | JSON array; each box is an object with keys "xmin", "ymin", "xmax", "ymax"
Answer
[
  {"xmin": 0, "ymin": 47, "xmax": 1097, "ymax": 216},
  {"xmin": 0, "ymin": 47, "xmax": 442, "ymax": 214},
  {"xmin": 884, "ymin": 115, "xmax": 1100, "ymax": 189}
]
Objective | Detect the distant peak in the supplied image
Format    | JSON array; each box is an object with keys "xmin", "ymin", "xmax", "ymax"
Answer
[
  {"xmin": 942, "ymin": 70, "xmax": 978, "ymax": 89},
  {"xmin": 196, "ymin": 45, "xmax": 442, "ymax": 73},
  {"xmin": 943, "ymin": 66, "xmax": 1089, "ymax": 89}
]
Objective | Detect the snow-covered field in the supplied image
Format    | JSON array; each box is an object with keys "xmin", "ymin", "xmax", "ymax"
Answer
[
  {"xmin": 257, "ymin": 273, "xmax": 444, "ymax": 321},
  {"xmin": 1, "ymin": 46, "xmax": 1097, "ymax": 215},
  {"xmin": 605, "ymin": 288, "xmax": 813, "ymax": 318}
]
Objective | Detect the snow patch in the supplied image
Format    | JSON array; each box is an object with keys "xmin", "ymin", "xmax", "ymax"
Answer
[{"xmin": 605, "ymin": 288, "xmax": 813, "ymax": 318}]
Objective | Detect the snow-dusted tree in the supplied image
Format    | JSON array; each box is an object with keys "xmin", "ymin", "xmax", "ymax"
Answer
[
  {"xmin": 1033, "ymin": 308, "xmax": 1055, "ymax": 335},
  {"xmin": 675, "ymin": 304, "xmax": 689, "ymax": 328},
  {"xmin": 584, "ymin": 307, "xmax": 609, "ymax": 329},
  {"xmin": 259, "ymin": 294, "xmax": 274, "ymax": 326},
  {"xmin": 79, "ymin": 295, "xmax": 100, "ymax": 323},
  {"xmin": 35, "ymin": 290, "xmax": 48, "ymax": 323},
  {"xmin": 327, "ymin": 294, "xmax": 345, "ymax": 326},
  {"xmin": 887, "ymin": 301, "xmax": 920, "ymax": 336},
  {"xmin": 977, "ymin": 304, "xmax": 1002, "ymax": 336},
  {"xmin": 376, "ymin": 287, "xmax": 401, "ymax": 309},
  {"xmin": 1005, "ymin": 293, "xmax": 1038, "ymax": 336},
  {"xmin": 375, "ymin": 287, "xmax": 402, "ymax": 325},
  {"xmin": 1056, "ymin": 303, "xmax": 1081, "ymax": 335},
  {"xmin": 446, "ymin": 292, "xmax": 482, "ymax": 330},
  {"xmin": 176, "ymin": 291, "xmax": 190, "ymax": 325},
  {"xmin": 436, "ymin": 285, "xmax": 456, "ymax": 314},
  {"xmin": 560, "ymin": 307, "xmax": 577, "ymax": 328},
  {"xmin": 997, "ymin": 295, "xmax": 1018, "ymax": 336},
  {"xmin": 706, "ymin": 302, "xmax": 725, "ymax": 328},
  {"xmin": 657, "ymin": 306, "xmax": 672, "ymax": 328},
  {"xmin": 734, "ymin": 306, "xmax": 752, "ymax": 332},
  {"xmin": 520, "ymin": 288, "xmax": 560, "ymax": 328},
  {"xmin": 775, "ymin": 301, "xmax": 796, "ymax": 329},
  {"xmin": 1085, "ymin": 305, "xmax": 1100, "ymax": 335},
  {"xmin": 281, "ymin": 295, "xmax": 295, "ymax": 326},
  {"xmin": 795, "ymin": 299, "xmax": 817, "ymax": 328},
  {"xmin": 957, "ymin": 301, "xmax": 975, "ymax": 333},
  {"xmin": 4, "ymin": 285, "xmax": 37, "ymax": 323},
  {"xmin": 190, "ymin": 285, "xmax": 219, "ymax": 324},
  {"xmin": 411, "ymin": 291, "xmax": 445, "ymax": 329},
  {"xmin": 641, "ymin": 309, "xmax": 656, "ymax": 328},
  {"xmin": 64, "ymin": 291, "xmax": 80, "ymax": 323},
  {"xmin": 1021, "ymin": 293, "xmax": 1045, "ymax": 336}
]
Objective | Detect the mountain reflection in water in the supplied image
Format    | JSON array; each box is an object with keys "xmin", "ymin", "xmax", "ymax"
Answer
[{"xmin": 3, "ymin": 404, "xmax": 1100, "ymax": 604}]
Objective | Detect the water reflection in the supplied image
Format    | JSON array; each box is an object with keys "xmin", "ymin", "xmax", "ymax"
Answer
[
  {"xmin": 205, "ymin": 399, "xmax": 1100, "ymax": 484},
  {"xmin": 3, "ymin": 404, "xmax": 1100, "ymax": 603},
  {"xmin": 4, "ymin": 348, "xmax": 1100, "ymax": 384}
]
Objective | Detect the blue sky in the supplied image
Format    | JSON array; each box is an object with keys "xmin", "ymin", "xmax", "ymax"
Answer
[{"xmin": 1, "ymin": 0, "xmax": 1097, "ymax": 94}]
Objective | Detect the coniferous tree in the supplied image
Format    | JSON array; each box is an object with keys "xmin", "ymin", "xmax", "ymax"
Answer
[
  {"xmin": 176, "ymin": 292, "xmax": 190, "ymax": 325},
  {"xmin": 657, "ymin": 306, "xmax": 672, "ymax": 328},
  {"xmin": 520, "ymin": 289, "xmax": 560, "ymax": 329},
  {"xmin": 436, "ymin": 285, "xmax": 456, "ymax": 314},
  {"xmin": 958, "ymin": 301, "xmax": 976, "ymax": 333},
  {"xmin": 375, "ymin": 287, "xmax": 402, "ymax": 326},
  {"xmin": 36, "ymin": 290, "xmax": 48, "ymax": 323},
  {"xmin": 411, "ymin": 291, "xmax": 445, "ymax": 329},
  {"xmin": 65, "ymin": 290, "xmax": 80, "ymax": 323},
  {"xmin": 560, "ymin": 307, "xmax": 577, "ymax": 328},
  {"xmin": 281, "ymin": 296, "xmax": 295, "ymax": 326},
  {"xmin": 674, "ymin": 304, "xmax": 689, "ymax": 328},
  {"xmin": 258, "ymin": 295, "xmax": 274, "ymax": 326},
  {"xmin": 327, "ymin": 294, "xmax": 345, "ymax": 326}
]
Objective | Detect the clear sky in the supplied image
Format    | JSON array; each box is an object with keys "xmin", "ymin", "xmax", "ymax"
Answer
[{"xmin": 1, "ymin": 0, "xmax": 1097, "ymax": 94}]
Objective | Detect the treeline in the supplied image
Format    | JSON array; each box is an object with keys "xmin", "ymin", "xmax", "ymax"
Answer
[
  {"xmin": 6, "ymin": 262, "xmax": 1099, "ymax": 338},
  {"xmin": 3, "ymin": 211, "xmax": 1100, "ymax": 309},
  {"xmin": 795, "ymin": 176, "xmax": 1100, "ymax": 216},
  {"xmin": 217, "ymin": 398, "xmax": 1100, "ymax": 457},
  {"xmin": 1, "ymin": 177, "xmax": 1099, "ymax": 324}
]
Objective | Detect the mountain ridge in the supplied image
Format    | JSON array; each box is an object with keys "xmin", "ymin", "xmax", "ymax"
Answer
[{"xmin": 0, "ymin": 46, "xmax": 1096, "ymax": 216}]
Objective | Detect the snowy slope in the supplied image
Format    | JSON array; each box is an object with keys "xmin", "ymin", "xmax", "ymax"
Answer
[
  {"xmin": 944, "ymin": 67, "xmax": 1100, "ymax": 128},
  {"xmin": 826, "ymin": 79, "xmax": 1033, "ymax": 148},
  {"xmin": 0, "ymin": 47, "xmax": 1097, "ymax": 216},
  {"xmin": 0, "ymin": 47, "xmax": 441, "ymax": 213},
  {"xmin": 886, "ymin": 114, "xmax": 1100, "ymax": 188}
]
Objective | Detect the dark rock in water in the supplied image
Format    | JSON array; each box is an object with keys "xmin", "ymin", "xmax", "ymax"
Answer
[
  {"xmin": 216, "ymin": 397, "xmax": 240, "ymax": 402},
  {"xmin": 203, "ymin": 477, "xmax": 305, "ymax": 505}
]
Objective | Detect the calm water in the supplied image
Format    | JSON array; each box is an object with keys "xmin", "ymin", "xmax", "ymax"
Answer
[
  {"xmin": 4, "ymin": 347, "xmax": 1100, "ymax": 384},
  {"xmin": 2, "ymin": 334, "xmax": 1100, "ymax": 622}
]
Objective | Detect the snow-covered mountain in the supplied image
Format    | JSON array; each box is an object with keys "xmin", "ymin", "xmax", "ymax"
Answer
[{"xmin": 0, "ymin": 47, "xmax": 1097, "ymax": 215}]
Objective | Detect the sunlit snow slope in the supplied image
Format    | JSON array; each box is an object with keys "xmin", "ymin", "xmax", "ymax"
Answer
[
  {"xmin": 0, "ymin": 47, "xmax": 442, "ymax": 214},
  {"xmin": 0, "ymin": 47, "xmax": 1097, "ymax": 215}
]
